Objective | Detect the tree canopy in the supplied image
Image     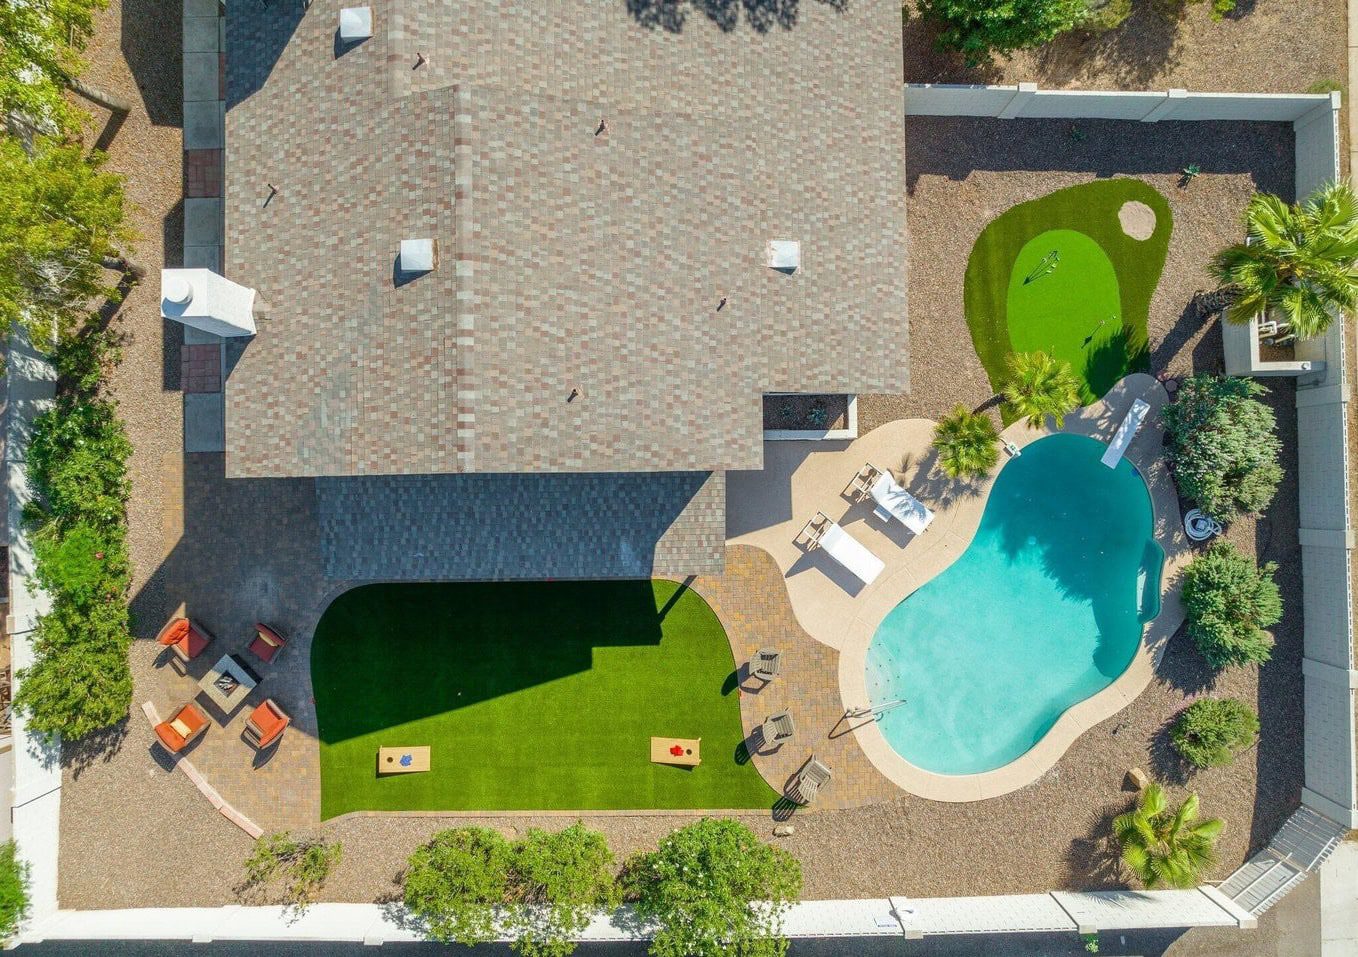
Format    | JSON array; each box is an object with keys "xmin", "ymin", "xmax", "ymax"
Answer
[
  {"xmin": 0, "ymin": 135, "xmax": 129, "ymax": 348},
  {"xmin": 1211, "ymin": 181, "xmax": 1358, "ymax": 341},
  {"xmin": 918, "ymin": 0, "xmax": 1088, "ymax": 65},
  {"xmin": 1114, "ymin": 784, "xmax": 1222, "ymax": 889},
  {"xmin": 933, "ymin": 405, "xmax": 1000, "ymax": 479},
  {"xmin": 0, "ymin": 0, "xmax": 106, "ymax": 131},
  {"xmin": 1002, "ymin": 350, "xmax": 1082, "ymax": 429},
  {"xmin": 624, "ymin": 818, "xmax": 802, "ymax": 957}
]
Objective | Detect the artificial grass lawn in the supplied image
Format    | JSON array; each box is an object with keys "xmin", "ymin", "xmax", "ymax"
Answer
[
  {"xmin": 964, "ymin": 179, "xmax": 1172, "ymax": 409},
  {"xmin": 312, "ymin": 581, "xmax": 778, "ymax": 818}
]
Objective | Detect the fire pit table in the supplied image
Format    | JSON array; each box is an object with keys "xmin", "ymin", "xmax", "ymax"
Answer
[{"xmin": 197, "ymin": 652, "xmax": 261, "ymax": 714}]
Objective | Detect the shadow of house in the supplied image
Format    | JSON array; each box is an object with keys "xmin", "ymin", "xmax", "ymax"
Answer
[
  {"xmin": 626, "ymin": 0, "xmax": 847, "ymax": 34},
  {"xmin": 121, "ymin": 0, "xmax": 185, "ymax": 127},
  {"xmin": 224, "ymin": 0, "xmax": 306, "ymax": 111}
]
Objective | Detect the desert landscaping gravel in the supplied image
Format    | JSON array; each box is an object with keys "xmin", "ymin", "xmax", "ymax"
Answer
[{"xmin": 52, "ymin": 0, "xmax": 1331, "ymax": 918}]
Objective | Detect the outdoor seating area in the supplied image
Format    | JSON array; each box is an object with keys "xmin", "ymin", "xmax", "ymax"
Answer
[
  {"xmin": 848, "ymin": 463, "xmax": 935, "ymax": 535},
  {"xmin": 153, "ymin": 702, "xmax": 210, "ymax": 754},
  {"xmin": 243, "ymin": 699, "xmax": 290, "ymax": 749},
  {"xmin": 790, "ymin": 757, "xmax": 832, "ymax": 805}
]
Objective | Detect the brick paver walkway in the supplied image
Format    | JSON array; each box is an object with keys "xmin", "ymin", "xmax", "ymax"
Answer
[{"xmin": 694, "ymin": 546, "xmax": 898, "ymax": 812}]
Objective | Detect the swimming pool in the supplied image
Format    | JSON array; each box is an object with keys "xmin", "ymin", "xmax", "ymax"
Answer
[{"xmin": 864, "ymin": 433, "xmax": 1162, "ymax": 776}]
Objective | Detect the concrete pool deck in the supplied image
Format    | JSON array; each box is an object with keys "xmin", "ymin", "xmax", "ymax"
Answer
[{"xmin": 727, "ymin": 373, "xmax": 1191, "ymax": 801}]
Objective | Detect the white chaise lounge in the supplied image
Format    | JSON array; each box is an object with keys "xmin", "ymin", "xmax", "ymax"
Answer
[
  {"xmin": 1101, "ymin": 398, "xmax": 1151, "ymax": 468},
  {"xmin": 799, "ymin": 513, "xmax": 885, "ymax": 586},
  {"xmin": 853, "ymin": 464, "xmax": 934, "ymax": 535}
]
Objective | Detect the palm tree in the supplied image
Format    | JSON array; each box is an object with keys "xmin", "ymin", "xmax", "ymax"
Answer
[
  {"xmin": 1002, "ymin": 351, "xmax": 1082, "ymax": 429},
  {"xmin": 932, "ymin": 405, "xmax": 999, "ymax": 479},
  {"xmin": 1113, "ymin": 784, "xmax": 1223, "ymax": 889},
  {"xmin": 1209, "ymin": 180, "xmax": 1358, "ymax": 340}
]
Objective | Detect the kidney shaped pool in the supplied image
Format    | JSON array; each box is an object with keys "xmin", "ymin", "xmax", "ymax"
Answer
[{"xmin": 865, "ymin": 433, "xmax": 1163, "ymax": 776}]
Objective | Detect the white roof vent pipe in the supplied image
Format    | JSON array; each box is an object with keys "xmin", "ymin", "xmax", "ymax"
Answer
[
  {"xmin": 399, "ymin": 238, "xmax": 437, "ymax": 274},
  {"xmin": 339, "ymin": 6, "xmax": 373, "ymax": 42},
  {"xmin": 768, "ymin": 240, "xmax": 800, "ymax": 274},
  {"xmin": 159, "ymin": 269, "xmax": 258, "ymax": 338}
]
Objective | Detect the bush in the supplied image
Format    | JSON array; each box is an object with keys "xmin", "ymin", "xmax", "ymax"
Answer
[
  {"xmin": 1083, "ymin": 0, "xmax": 1131, "ymax": 31},
  {"xmin": 1171, "ymin": 698, "xmax": 1260, "ymax": 769},
  {"xmin": 919, "ymin": 0, "xmax": 1088, "ymax": 65},
  {"xmin": 32, "ymin": 522, "xmax": 124, "ymax": 606},
  {"xmin": 933, "ymin": 405, "xmax": 999, "ymax": 479},
  {"xmin": 1162, "ymin": 375, "xmax": 1282, "ymax": 523},
  {"xmin": 404, "ymin": 827, "xmax": 514, "ymax": 946},
  {"xmin": 1181, "ymin": 541, "xmax": 1281, "ymax": 668},
  {"xmin": 244, "ymin": 832, "xmax": 342, "ymax": 909},
  {"xmin": 510, "ymin": 824, "xmax": 619, "ymax": 957},
  {"xmin": 14, "ymin": 391, "xmax": 134, "ymax": 740},
  {"xmin": 0, "ymin": 841, "xmax": 29, "ymax": 941},
  {"xmin": 624, "ymin": 819, "xmax": 802, "ymax": 957}
]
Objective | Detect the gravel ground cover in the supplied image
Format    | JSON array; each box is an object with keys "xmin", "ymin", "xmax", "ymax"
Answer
[{"xmin": 54, "ymin": 1, "xmax": 1319, "ymax": 914}]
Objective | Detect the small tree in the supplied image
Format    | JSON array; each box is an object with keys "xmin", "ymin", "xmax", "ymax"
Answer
[
  {"xmin": 0, "ymin": 841, "xmax": 30, "ymax": 942},
  {"xmin": 1181, "ymin": 541, "xmax": 1281, "ymax": 669},
  {"xmin": 510, "ymin": 823, "xmax": 619, "ymax": 957},
  {"xmin": 0, "ymin": 0, "xmax": 106, "ymax": 131},
  {"xmin": 918, "ymin": 0, "xmax": 1088, "ymax": 65},
  {"xmin": 404, "ymin": 827, "xmax": 514, "ymax": 946},
  {"xmin": 1161, "ymin": 374, "xmax": 1282, "ymax": 523},
  {"xmin": 1114, "ymin": 784, "xmax": 1222, "ymax": 889},
  {"xmin": 1171, "ymin": 698, "xmax": 1260, "ymax": 769},
  {"xmin": 243, "ymin": 832, "xmax": 342, "ymax": 910},
  {"xmin": 624, "ymin": 818, "xmax": 802, "ymax": 957},
  {"xmin": 1002, "ymin": 350, "xmax": 1082, "ymax": 429},
  {"xmin": 0, "ymin": 136, "xmax": 131, "ymax": 349},
  {"xmin": 1209, "ymin": 182, "xmax": 1358, "ymax": 341},
  {"xmin": 933, "ymin": 405, "xmax": 999, "ymax": 479}
]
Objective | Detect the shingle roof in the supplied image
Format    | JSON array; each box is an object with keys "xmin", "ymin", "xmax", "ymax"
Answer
[{"xmin": 223, "ymin": 0, "xmax": 908, "ymax": 479}]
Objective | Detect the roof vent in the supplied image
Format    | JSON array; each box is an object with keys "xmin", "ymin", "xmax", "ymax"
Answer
[
  {"xmin": 399, "ymin": 238, "xmax": 437, "ymax": 274},
  {"xmin": 339, "ymin": 6, "xmax": 373, "ymax": 41},
  {"xmin": 159, "ymin": 268, "xmax": 258, "ymax": 338},
  {"xmin": 163, "ymin": 273, "xmax": 194, "ymax": 306},
  {"xmin": 767, "ymin": 240, "xmax": 800, "ymax": 274}
]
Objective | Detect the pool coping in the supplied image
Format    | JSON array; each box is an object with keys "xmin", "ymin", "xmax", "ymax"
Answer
[{"xmin": 838, "ymin": 374, "xmax": 1188, "ymax": 801}]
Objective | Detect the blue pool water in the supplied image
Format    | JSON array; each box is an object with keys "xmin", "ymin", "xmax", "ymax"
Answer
[{"xmin": 865, "ymin": 433, "xmax": 1162, "ymax": 775}]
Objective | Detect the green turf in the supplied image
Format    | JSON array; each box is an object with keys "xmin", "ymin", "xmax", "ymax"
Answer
[
  {"xmin": 312, "ymin": 581, "xmax": 778, "ymax": 818},
  {"xmin": 964, "ymin": 179, "xmax": 1172, "ymax": 409}
]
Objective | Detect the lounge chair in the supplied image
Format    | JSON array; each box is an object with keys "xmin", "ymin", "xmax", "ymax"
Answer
[
  {"xmin": 243, "ymin": 699, "xmax": 290, "ymax": 749},
  {"xmin": 752, "ymin": 648, "xmax": 782, "ymax": 682},
  {"xmin": 1101, "ymin": 398, "xmax": 1151, "ymax": 468},
  {"xmin": 857, "ymin": 464, "xmax": 933, "ymax": 535},
  {"xmin": 762, "ymin": 710, "xmax": 795, "ymax": 744},
  {"xmin": 156, "ymin": 616, "xmax": 212, "ymax": 663},
  {"xmin": 248, "ymin": 623, "xmax": 287, "ymax": 664},
  {"xmin": 790, "ymin": 757, "xmax": 831, "ymax": 805},
  {"xmin": 153, "ymin": 702, "xmax": 209, "ymax": 754},
  {"xmin": 799, "ymin": 513, "xmax": 884, "ymax": 585}
]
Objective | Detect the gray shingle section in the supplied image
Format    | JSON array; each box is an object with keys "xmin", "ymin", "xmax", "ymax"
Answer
[
  {"xmin": 316, "ymin": 471, "xmax": 725, "ymax": 580},
  {"xmin": 224, "ymin": 0, "xmax": 908, "ymax": 480}
]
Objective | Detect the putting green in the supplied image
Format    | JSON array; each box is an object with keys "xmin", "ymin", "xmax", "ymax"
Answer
[
  {"xmin": 964, "ymin": 180, "xmax": 1172, "ymax": 410},
  {"xmin": 312, "ymin": 580, "xmax": 778, "ymax": 817}
]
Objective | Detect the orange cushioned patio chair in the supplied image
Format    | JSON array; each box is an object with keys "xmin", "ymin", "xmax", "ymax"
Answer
[
  {"xmin": 247, "ymin": 623, "xmax": 287, "ymax": 664},
  {"xmin": 243, "ymin": 699, "xmax": 290, "ymax": 749},
  {"xmin": 156, "ymin": 616, "xmax": 212, "ymax": 662},
  {"xmin": 153, "ymin": 703, "xmax": 209, "ymax": 754}
]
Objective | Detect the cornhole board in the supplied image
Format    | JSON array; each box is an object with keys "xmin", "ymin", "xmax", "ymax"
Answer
[
  {"xmin": 378, "ymin": 746, "xmax": 430, "ymax": 774},
  {"xmin": 650, "ymin": 737, "xmax": 700, "ymax": 767}
]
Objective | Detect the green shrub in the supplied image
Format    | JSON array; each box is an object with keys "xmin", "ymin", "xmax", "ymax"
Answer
[
  {"xmin": 1162, "ymin": 375, "xmax": 1282, "ymax": 523},
  {"xmin": 25, "ymin": 396, "xmax": 131, "ymax": 533},
  {"xmin": 404, "ymin": 827, "xmax": 514, "ymax": 946},
  {"xmin": 1171, "ymin": 698, "xmax": 1259, "ymax": 769},
  {"xmin": 510, "ymin": 823, "xmax": 619, "ymax": 957},
  {"xmin": 1082, "ymin": 0, "xmax": 1131, "ymax": 31},
  {"xmin": 624, "ymin": 818, "xmax": 802, "ymax": 957},
  {"xmin": 32, "ymin": 522, "xmax": 123, "ymax": 606},
  {"xmin": 0, "ymin": 841, "xmax": 29, "ymax": 941},
  {"xmin": 15, "ymin": 389, "xmax": 134, "ymax": 740},
  {"xmin": 52, "ymin": 325, "xmax": 124, "ymax": 396},
  {"xmin": 244, "ymin": 832, "xmax": 342, "ymax": 909},
  {"xmin": 918, "ymin": 0, "xmax": 1088, "ymax": 65},
  {"xmin": 1114, "ymin": 785, "xmax": 1222, "ymax": 889},
  {"xmin": 1306, "ymin": 80, "xmax": 1343, "ymax": 95},
  {"xmin": 1181, "ymin": 541, "xmax": 1281, "ymax": 669},
  {"xmin": 933, "ymin": 405, "xmax": 999, "ymax": 479}
]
